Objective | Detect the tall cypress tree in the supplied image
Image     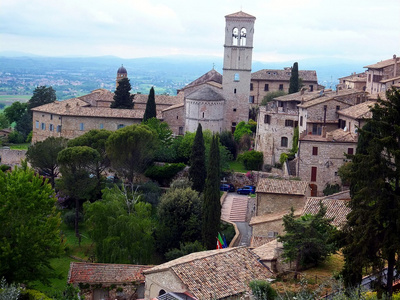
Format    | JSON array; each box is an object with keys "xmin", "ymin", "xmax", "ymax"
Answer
[
  {"xmin": 189, "ymin": 123, "xmax": 206, "ymax": 193},
  {"xmin": 340, "ymin": 88, "xmax": 400, "ymax": 297},
  {"xmin": 110, "ymin": 78, "xmax": 134, "ymax": 109},
  {"xmin": 289, "ymin": 62, "xmax": 299, "ymax": 94},
  {"xmin": 143, "ymin": 87, "xmax": 157, "ymax": 122},
  {"xmin": 202, "ymin": 134, "xmax": 221, "ymax": 250}
]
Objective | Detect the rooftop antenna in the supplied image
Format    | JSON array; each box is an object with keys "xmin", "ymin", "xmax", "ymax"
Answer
[{"xmin": 212, "ymin": 63, "xmax": 215, "ymax": 70}]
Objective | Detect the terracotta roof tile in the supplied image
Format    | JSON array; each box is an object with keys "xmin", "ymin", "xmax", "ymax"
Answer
[
  {"xmin": 364, "ymin": 57, "xmax": 400, "ymax": 69},
  {"xmin": 256, "ymin": 178, "xmax": 309, "ymax": 195},
  {"xmin": 68, "ymin": 262, "xmax": 152, "ymax": 284},
  {"xmin": 181, "ymin": 69, "xmax": 223, "ymax": 91},
  {"xmin": 337, "ymin": 101, "xmax": 375, "ymax": 120},
  {"xmin": 145, "ymin": 247, "xmax": 273, "ymax": 300},
  {"xmin": 252, "ymin": 239, "xmax": 283, "ymax": 261},
  {"xmin": 251, "ymin": 69, "xmax": 317, "ymax": 82}
]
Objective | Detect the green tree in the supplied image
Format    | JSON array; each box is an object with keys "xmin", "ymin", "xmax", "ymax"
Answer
[
  {"xmin": 289, "ymin": 62, "xmax": 299, "ymax": 94},
  {"xmin": 189, "ymin": 123, "xmax": 206, "ymax": 193},
  {"xmin": 339, "ymin": 88, "xmax": 400, "ymax": 297},
  {"xmin": 0, "ymin": 113, "xmax": 10, "ymax": 129},
  {"xmin": 144, "ymin": 118, "xmax": 174, "ymax": 162},
  {"xmin": 57, "ymin": 146, "xmax": 100, "ymax": 239},
  {"xmin": 15, "ymin": 111, "xmax": 32, "ymax": 141},
  {"xmin": 84, "ymin": 186, "xmax": 155, "ymax": 264},
  {"xmin": 165, "ymin": 241, "xmax": 206, "ymax": 261},
  {"xmin": 233, "ymin": 121, "xmax": 252, "ymax": 143},
  {"xmin": 156, "ymin": 187, "xmax": 202, "ymax": 256},
  {"xmin": 106, "ymin": 124, "xmax": 158, "ymax": 183},
  {"xmin": 143, "ymin": 87, "xmax": 156, "ymax": 122},
  {"xmin": 27, "ymin": 86, "xmax": 56, "ymax": 112},
  {"xmin": 0, "ymin": 166, "xmax": 63, "ymax": 284},
  {"xmin": 202, "ymin": 134, "xmax": 221, "ymax": 249},
  {"xmin": 110, "ymin": 78, "xmax": 134, "ymax": 109},
  {"xmin": 4, "ymin": 101, "xmax": 27, "ymax": 124},
  {"xmin": 261, "ymin": 90, "xmax": 287, "ymax": 106},
  {"xmin": 249, "ymin": 280, "xmax": 277, "ymax": 300},
  {"xmin": 278, "ymin": 204, "xmax": 338, "ymax": 279},
  {"xmin": 26, "ymin": 137, "xmax": 68, "ymax": 187},
  {"xmin": 220, "ymin": 130, "xmax": 237, "ymax": 159},
  {"xmin": 237, "ymin": 150, "xmax": 263, "ymax": 170}
]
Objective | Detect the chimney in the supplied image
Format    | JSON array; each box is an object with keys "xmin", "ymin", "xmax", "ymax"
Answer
[
  {"xmin": 322, "ymin": 126, "xmax": 327, "ymax": 138},
  {"xmin": 326, "ymin": 131, "xmax": 333, "ymax": 141}
]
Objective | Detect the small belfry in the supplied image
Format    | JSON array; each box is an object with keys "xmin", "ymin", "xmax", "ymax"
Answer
[{"xmin": 116, "ymin": 65, "xmax": 128, "ymax": 88}]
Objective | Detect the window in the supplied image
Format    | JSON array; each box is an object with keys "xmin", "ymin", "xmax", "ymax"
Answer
[
  {"xmin": 281, "ymin": 137, "xmax": 288, "ymax": 147},
  {"xmin": 233, "ymin": 108, "xmax": 237, "ymax": 112},
  {"xmin": 202, "ymin": 112, "xmax": 205, "ymax": 118},
  {"xmin": 309, "ymin": 85, "xmax": 314, "ymax": 92},
  {"xmin": 234, "ymin": 73, "xmax": 240, "ymax": 81},
  {"xmin": 249, "ymin": 96, "xmax": 254, "ymax": 103},
  {"xmin": 79, "ymin": 123, "xmax": 84, "ymax": 131},
  {"xmin": 35, "ymin": 120, "xmax": 39, "ymax": 129},
  {"xmin": 300, "ymin": 116, "xmax": 303, "ymax": 126},
  {"xmin": 311, "ymin": 167, "xmax": 317, "ymax": 182},
  {"xmin": 50, "ymin": 114, "xmax": 53, "ymax": 120},
  {"xmin": 117, "ymin": 124, "xmax": 125, "ymax": 129},
  {"xmin": 285, "ymin": 120, "xmax": 294, "ymax": 127},
  {"xmin": 250, "ymin": 83, "xmax": 253, "ymax": 91},
  {"xmin": 338, "ymin": 119, "xmax": 346, "ymax": 129},
  {"xmin": 178, "ymin": 127, "xmax": 184, "ymax": 135},
  {"xmin": 240, "ymin": 28, "xmax": 247, "ymax": 46},
  {"xmin": 99, "ymin": 123, "xmax": 104, "ymax": 129},
  {"xmin": 56, "ymin": 125, "xmax": 61, "ymax": 133},
  {"xmin": 234, "ymin": 88, "xmax": 237, "ymax": 94},
  {"xmin": 312, "ymin": 124, "xmax": 322, "ymax": 135},
  {"xmin": 49, "ymin": 124, "xmax": 54, "ymax": 131},
  {"xmin": 41, "ymin": 123, "xmax": 45, "ymax": 130},
  {"xmin": 264, "ymin": 115, "xmax": 271, "ymax": 124},
  {"xmin": 336, "ymin": 106, "xmax": 340, "ymax": 111},
  {"xmin": 232, "ymin": 28, "xmax": 239, "ymax": 45},
  {"xmin": 312, "ymin": 147, "xmax": 318, "ymax": 155},
  {"xmin": 231, "ymin": 122, "xmax": 237, "ymax": 134},
  {"xmin": 279, "ymin": 84, "xmax": 284, "ymax": 91},
  {"xmin": 348, "ymin": 148, "xmax": 354, "ymax": 155},
  {"xmin": 264, "ymin": 84, "xmax": 269, "ymax": 91}
]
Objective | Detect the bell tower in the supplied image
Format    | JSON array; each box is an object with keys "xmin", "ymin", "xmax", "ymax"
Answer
[
  {"xmin": 116, "ymin": 65, "xmax": 128, "ymax": 88},
  {"xmin": 222, "ymin": 11, "xmax": 256, "ymax": 132}
]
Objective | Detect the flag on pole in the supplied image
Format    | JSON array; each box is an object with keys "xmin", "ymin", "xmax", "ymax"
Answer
[
  {"xmin": 223, "ymin": 233, "xmax": 228, "ymax": 248},
  {"xmin": 218, "ymin": 232, "xmax": 226, "ymax": 248},
  {"xmin": 216, "ymin": 237, "xmax": 223, "ymax": 249}
]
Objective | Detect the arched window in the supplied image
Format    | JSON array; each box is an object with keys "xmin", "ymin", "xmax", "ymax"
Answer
[
  {"xmin": 159, "ymin": 290, "xmax": 166, "ymax": 296},
  {"xmin": 281, "ymin": 137, "xmax": 288, "ymax": 147},
  {"xmin": 240, "ymin": 28, "xmax": 247, "ymax": 46},
  {"xmin": 234, "ymin": 73, "xmax": 240, "ymax": 81},
  {"xmin": 232, "ymin": 28, "xmax": 239, "ymax": 45}
]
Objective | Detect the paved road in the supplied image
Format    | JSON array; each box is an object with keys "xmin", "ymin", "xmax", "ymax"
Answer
[{"xmin": 221, "ymin": 192, "xmax": 255, "ymax": 246}]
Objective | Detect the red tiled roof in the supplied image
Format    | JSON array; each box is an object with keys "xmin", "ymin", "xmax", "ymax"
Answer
[
  {"xmin": 256, "ymin": 178, "xmax": 309, "ymax": 195},
  {"xmin": 68, "ymin": 262, "xmax": 152, "ymax": 284}
]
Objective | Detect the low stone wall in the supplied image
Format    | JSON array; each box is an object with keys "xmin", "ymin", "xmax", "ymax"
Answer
[
  {"xmin": 223, "ymin": 169, "xmax": 284, "ymax": 190},
  {"xmin": 0, "ymin": 148, "xmax": 27, "ymax": 166}
]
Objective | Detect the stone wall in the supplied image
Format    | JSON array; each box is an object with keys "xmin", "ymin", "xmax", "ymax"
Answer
[
  {"xmin": 257, "ymin": 194, "xmax": 306, "ymax": 216},
  {"xmin": 0, "ymin": 149, "xmax": 26, "ymax": 166},
  {"xmin": 145, "ymin": 270, "xmax": 187, "ymax": 300},
  {"xmin": 162, "ymin": 105, "xmax": 185, "ymax": 136}
]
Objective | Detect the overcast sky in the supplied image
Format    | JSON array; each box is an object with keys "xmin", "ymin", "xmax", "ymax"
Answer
[{"xmin": 1, "ymin": 0, "xmax": 399, "ymax": 64}]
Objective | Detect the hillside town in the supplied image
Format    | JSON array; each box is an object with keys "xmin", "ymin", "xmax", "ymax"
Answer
[{"xmin": 1, "ymin": 9, "xmax": 400, "ymax": 300}]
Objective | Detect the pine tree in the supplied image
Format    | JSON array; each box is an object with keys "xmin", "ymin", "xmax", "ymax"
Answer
[
  {"xmin": 202, "ymin": 134, "xmax": 221, "ymax": 250},
  {"xmin": 289, "ymin": 62, "xmax": 299, "ymax": 94},
  {"xmin": 27, "ymin": 86, "xmax": 56, "ymax": 112},
  {"xmin": 110, "ymin": 78, "xmax": 134, "ymax": 109},
  {"xmin": 189, "ymin": 123, "xmax": 206, "ymax": 193},
  {"xmin": 143, "ymin": 87, "xmax": 157, "ymax": 122},
  {"xmin": 340, "ymin": 88, "xmax": 400, "ymax": 297}
]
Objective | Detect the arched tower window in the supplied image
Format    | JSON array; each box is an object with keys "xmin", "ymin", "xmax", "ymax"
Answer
[
  {"xmin": 232, "ymin": 28, "xmax": 239, "ymax": 46},
  {"xmin": 240, "ymin": 28, "xmax": 247, "ymax": 46},
  {"xmin": 234, "ymin": 73, "xmax": 240, "ymax": 81}
]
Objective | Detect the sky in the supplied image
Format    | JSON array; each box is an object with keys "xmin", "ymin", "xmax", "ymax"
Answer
[{"xmin": 1, "ymin": 0, "xmax": 399, "ymax": 64}]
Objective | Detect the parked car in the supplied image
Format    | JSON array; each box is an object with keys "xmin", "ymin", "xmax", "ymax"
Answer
[
  {"xmin": 220, "ymin": 183, "xmax": 235, "ymax": 192},
  {"xmin": 236, "ymin": 185, "xmax": 256, "ymax": 195}
]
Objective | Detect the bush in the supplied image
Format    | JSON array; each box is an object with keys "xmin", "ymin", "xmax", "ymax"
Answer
[
  {"xmin": 63, "ymin": 210, "xmax": 83, "ymax": 229},
  {"xmin": 165, "ymin": 241, "xmax": 206, "ymax": 261},
  {"xmin": 0, "ymin": 165, "xmax": 11, "ymax": 172},
  {"xmin": 144, "ymin": 163, "xmax": 185, "ymax": 186},
  {"xmin": 237, "ymin": 150, "xmax": 263, "ymax": 170},
  {"xmin": 7, "ymin": 131, "xmax": 24, "ymax": 144},
  {"xmin": 323, "ymin": 183, "xmax": 340, "ymax": 196},
  {"xmin": 249, "ymin": 280, "xmax": 277, "ymax": 300},
  {"xmin": 20, "ymin": 289, "xmax": 52, "ymax": 300}
]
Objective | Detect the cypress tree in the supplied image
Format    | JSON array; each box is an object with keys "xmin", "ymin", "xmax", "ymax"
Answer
[
  {"xmin": 143, "ymin": 87, "xmax": 157, "ymax": 122},
  {"xmin": 110, "ymin": 78, "xmax": 134, "ymax": 109},
  {"xmin": 289, "ymin": 62, "xmax": 299, "ymax": 94},
  {"xmin": 202, "ymin": 134, "xmax": 221, "ymax": 250},
  {"xmin": 189, "ymin": 123, "xmax": 206, "ymax": 193}
]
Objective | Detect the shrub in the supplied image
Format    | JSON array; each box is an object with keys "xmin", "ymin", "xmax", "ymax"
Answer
[
  {"xmin": 0, "ymin": 165, "xmax": 11, "ymax": 172},
  {"xmin": 323, "ymin": 183, "xmax": 340, "ymax": 196},
  {"xmin": 144, "ymin": 163, "xmax": 185, "ymax": 185},
  {"xmin": 249, "ymin": 280, "xmax": 277, "ymax": 300},
  {"xmin": 20, "ymin": 289, "xmax": 52, "ymax": 300},
  {"xmin": 7, "ymin": 131, "xmax": 24, "ymax": 144},
  {"xmin": 237, "ymin": 150, "xmax": 263, "ymax": 170}
]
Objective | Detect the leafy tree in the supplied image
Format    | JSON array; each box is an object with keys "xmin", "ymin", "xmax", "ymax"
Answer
[
  {"xmin": 57, "ymin": 146, "xmax": 100, "ymax": 238},
  {"xmin": 144, "ymin": 162, "xmax": 185, "ymax": 186},
  {"xmin": 156, "ymin": 186, "xmax": 202, "ymax": 256},
  {"xmin": 0, "ymin": 113, "xmax": 10, "ymax": 129},
  {"xmin": 237, "ymin": 150, "xmax": 263, "ymax": 170},
  {"xmin": 144, "ymin": 118, "xmax": 175, "ymax": 162},
  {"xmin": 339, "ymin": 88, "xmax": 400, "ymax": 297},
  {"xmin": 26, "ymin": 136, "xmax": 68, "ymax": 187},
  {"xmin": 165, "ymin": 241, "xmax": 206, "ymax": 261},
  {"xmin": 289, "ymin": 62, "xmax": 299, "ymax": 94},
  {"xmin": 233, "ymin": 121, "xmax": 252, "ymax": 143},
  {"xmin": 4, "ymin": 101, "xmax": 27, "ymax": 124},
  {"xmin": 0, "ymin": 166, "xmax": 63, "ymax": 284},
  {"xmin": 143, "ymin": 87, "xmax": 156, "ymax": 122},
  {"xmin": 110, "ymin": 77, "xmax": 134, "ymax": 109},
  {"xmin": 202, "ymin": 134, "xmax": 221, "ymax": 249},
  {"xmin": 15, "ymin": 111, "xmax": 32, "ymax": 141},
  {"xmin": 189, "ymin": 123, "xmax": 207, "ymax": 193},
  {"xmin": 220, "ymin": 130, "xmax": 237, "ymax": 159},
  {"xmin": 6, "ymin": 131, "xmax": 24, "ymax": 144},
  {"xmin": 84, "ymin": 186, "xmax": 155, "ymax": 264},
  {"xmin": 106, "ymin": 124, "xmax": 158, "ymax": 183},
  {"xmin": 261, "ymin": 90, "xmax": 287, "ymax": 106},
  {"xmin": 278, "ymin": 204, "xmax": 338, "ymax": 279},
  {"xmin": 27, "ymin": 86, "xmax": 56, "ymax": 112}
]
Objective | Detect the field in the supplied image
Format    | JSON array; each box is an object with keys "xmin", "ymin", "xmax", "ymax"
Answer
[{"xmin": 0, "ymin": 94, "xmax": 31, "ymax": 107}]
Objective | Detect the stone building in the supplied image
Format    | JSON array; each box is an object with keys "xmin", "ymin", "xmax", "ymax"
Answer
[
  {"xmin": 365, "ymin": 54, "xmax": 400, "ymax": 95},
  {"xmin": 250, "ymin": 68, "xmax": 318, "ymax": 105},
  {"xmin": 336, "ymin": 100, "xmax": 374, "ymax": 135},
  {"xmin": 143, "ymin": 246, "xmax": 273, "ymax": 300},
  {"xmin": 337, "ymin": 72, "xmax": 367, "ymax": 91}
]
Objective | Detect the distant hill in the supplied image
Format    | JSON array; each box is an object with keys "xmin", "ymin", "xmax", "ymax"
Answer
[{"xmin": 0, "ymin": 54, "xmax": 369, "ymax": 100}]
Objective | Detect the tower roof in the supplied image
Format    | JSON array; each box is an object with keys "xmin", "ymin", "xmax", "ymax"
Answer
[
  {"xmin": 186, "ymin": 86, "xmax": 224, "ymax": 101},
  {"xmin": 225, "ymin": 11, "xmax": 256, "ymax": 19},
  {"xmin": 117, "ymin": 65, "xmax": 127, "ymax": 74}
]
